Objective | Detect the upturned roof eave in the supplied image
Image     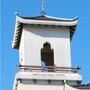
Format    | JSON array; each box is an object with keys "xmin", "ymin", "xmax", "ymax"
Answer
[
  {"xmin": 12, "ymin": 14, "xmax": 78, "ymax": 49},
  {"xmin": 16, "ymin": 13, "xmax": 78, "ymax": 22},
  {"xmin": 16, "ymin": 15, "xmax": 78, "ymax": 26}
]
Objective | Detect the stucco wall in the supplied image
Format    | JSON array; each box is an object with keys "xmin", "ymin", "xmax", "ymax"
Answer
[
  {"xmin": 19, "ymin": 30, "xmax": 25, "ymax": 65},
  {"xmin": 17, "ymin": 84, "xmax": 64, "ymax": 90},
  {"xmin": 19, "ymin": 25, "xmax": 71, "ymax": 67},
  {"xmin": 16, "ymin": 83, "xmax": 81, "ymax": 90}
]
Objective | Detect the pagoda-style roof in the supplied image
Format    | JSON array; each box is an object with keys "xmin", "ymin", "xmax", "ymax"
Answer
[
  {"xmin": 12, "ymin": 14, "xmax": 78, "ymax": 49},
  {"xmin": 20, "ymin": 15, "xmax": 78, "ymax": 22},
  {"xmin": 74, "ymin": 83, "xmax": 90, "ymax": 90}
]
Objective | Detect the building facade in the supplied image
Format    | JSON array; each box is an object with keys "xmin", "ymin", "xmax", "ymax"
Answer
[{"xmin": 12, "ymin": 14, "xmax": 90, "ymax": 90}]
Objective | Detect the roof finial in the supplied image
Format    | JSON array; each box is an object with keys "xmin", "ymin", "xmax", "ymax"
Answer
[{"xmin": 41, "ymin": 0, "xmax": 46, "ymax": 16}]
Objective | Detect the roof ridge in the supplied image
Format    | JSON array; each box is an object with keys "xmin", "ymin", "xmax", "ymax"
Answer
[{"xmin": 15, "ymin": 13, "xmax": 78, "ymax": 22}]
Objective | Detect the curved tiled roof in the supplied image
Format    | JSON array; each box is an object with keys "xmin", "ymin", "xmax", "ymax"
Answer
[
  {"xmin": 73, "ymin": 83, "xmax": 90, "ymax": 90},
  {"xmin": 12, "ymin": 14, "xmax": 78, "ymax": 49},
  {"xmin": 20, "ymin": 15, "xmax": 78, "ymax": 22}
]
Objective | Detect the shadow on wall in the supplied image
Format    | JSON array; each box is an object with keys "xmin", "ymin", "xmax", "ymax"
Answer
[{"xmin": 25, "ymin": 25, "xmax": 69, "ymax": 38}]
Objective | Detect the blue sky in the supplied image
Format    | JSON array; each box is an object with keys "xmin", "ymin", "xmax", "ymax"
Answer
[{"xmin": 1, "ymin": 0, "xmax": 90, "ymax": 90}]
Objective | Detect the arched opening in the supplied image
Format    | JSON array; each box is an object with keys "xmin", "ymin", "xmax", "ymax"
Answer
[{"xmin": 41, "ymin": 42, "xmax": 54, "ymax": 72}]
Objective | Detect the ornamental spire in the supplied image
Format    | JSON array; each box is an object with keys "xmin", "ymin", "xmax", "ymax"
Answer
[{"xmin": 41, "ymin": 0, "xmax": 46, "ymax": 15}]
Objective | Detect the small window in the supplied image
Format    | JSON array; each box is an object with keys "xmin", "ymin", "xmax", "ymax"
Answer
[{"xmin": 41, "ymin": 42, "xmax": 54, "ymax": 72}]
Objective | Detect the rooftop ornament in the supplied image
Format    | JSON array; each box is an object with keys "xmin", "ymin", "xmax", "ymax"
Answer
[{"xmin": 41, "ymin": 0, "xmax": 46, "ymax": 16}]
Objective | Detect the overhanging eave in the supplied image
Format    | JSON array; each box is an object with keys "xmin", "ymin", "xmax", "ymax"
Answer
[{"xmin": 12, "ymin": 15, "xmax": 78, "ymax": 49}]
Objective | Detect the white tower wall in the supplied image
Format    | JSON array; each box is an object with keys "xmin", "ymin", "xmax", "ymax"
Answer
[
  {"xmin": 19, "ymin": 25, "xmax": 71, "ymax": 67},
  {"xmin": 12, "ymin": 15, "xmax": 82, "ymax": 90}
]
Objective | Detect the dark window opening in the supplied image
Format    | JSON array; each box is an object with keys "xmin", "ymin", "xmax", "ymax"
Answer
[{"xmin": 41, "ymin": 42, "xmax": 54, "ymax": 72}]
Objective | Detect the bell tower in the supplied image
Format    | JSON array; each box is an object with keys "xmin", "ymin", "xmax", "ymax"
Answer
[{"xmin": 12, "ymin": 10, "xmax": 82, "ymax": 90}]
